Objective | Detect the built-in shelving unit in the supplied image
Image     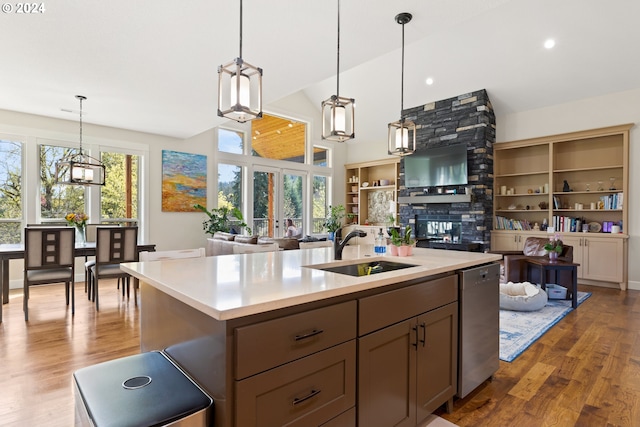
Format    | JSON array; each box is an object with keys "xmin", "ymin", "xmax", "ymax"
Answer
[
  {"xmin": 492, "ymin": 124, "xmax": 631, "ymax": 289},
  {"xmin": 345, "ymin": 159, "xmax": 399, "ymax": 226}
]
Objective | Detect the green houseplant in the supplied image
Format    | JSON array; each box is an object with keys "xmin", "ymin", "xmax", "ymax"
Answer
[
  {"xmin": 543, "ymin": 233, "xmax": 563, "ymax": 260},
  {"xmin": 194, "ymin": 204, "xmax": 251, "ymax": 236},
  {"xmin": 323, "ymin": 205, "xmax": 346, "ymax": 240}
]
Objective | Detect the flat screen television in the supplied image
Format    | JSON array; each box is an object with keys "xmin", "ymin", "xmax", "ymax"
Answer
[{"xmin": 404, "ymin": 143, "xmax": 468, "ymax": 187}]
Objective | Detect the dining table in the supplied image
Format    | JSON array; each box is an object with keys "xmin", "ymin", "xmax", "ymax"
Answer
[{"xmin": 0, "ymin": 242, "xmax": 156, "ymax": 322}]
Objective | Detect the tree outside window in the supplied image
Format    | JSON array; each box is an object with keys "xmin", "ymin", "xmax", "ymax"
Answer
[{"xmin": 0, "ymin": 140, "xmax": 22, "ymax": 243}]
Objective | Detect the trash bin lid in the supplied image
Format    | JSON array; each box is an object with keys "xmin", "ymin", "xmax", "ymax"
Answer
[{"xmin": 74, "ymin": 351, "xmax": 212, "ymax": 427}]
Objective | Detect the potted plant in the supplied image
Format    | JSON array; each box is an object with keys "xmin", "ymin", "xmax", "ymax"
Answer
[
  {"xmin": 389, "ymin": 225, "xmax": 415, "ymax": 257},
  {"xmin": 323, "ymin": 205, "xmax": 346, "ymax": 241},
  {"xmin": 386, "ymin": 213, "xmax": 400, "ymax": 238},
  {"xmin": 543, "ymin": 233, "xmax": 563, "ymax": 261},
  {"xmin": 194, "ymin": 204, "xmax": 252, "ymax": 236}
]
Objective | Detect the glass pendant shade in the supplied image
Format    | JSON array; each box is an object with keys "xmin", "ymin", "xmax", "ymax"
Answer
[
  {"xmin": 217, "ymin": 0, "xmax": 263, "ymax": 123},
  {"xmin": 218, "ymin": 57, "xmax": 262, "ymax": 123},
  {"xmin": 56, "ymin": 95, "xmax": 106, "ymax": 186},
  {"xmin": 321, "ymin": 0, "xmax": 355, "ymax": 142},
  {"xmin": 388, "ymin": 119, "xmax": 416, "ymax": 156},
  {"xmin": 56, "ymin": 155, "xmax": 105, "ymax": 186},
  {"xmin": 322, "ymin": 95, "xmax": 355, "ymax": 142}
]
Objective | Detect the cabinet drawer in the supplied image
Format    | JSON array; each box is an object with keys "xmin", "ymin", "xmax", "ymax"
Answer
[
  {"xmin": 235, "ymin": 341, "xmax": 356, "ymax": 427},
  {"xmin": 235, "ymin": 301, "xmax": 357, "ymax": 379},
  {"xmin": 320, "ymin": 407, "xmax": 355, "ymax": 427},
  {"xmin": 359, "ymin": 275, "xmax": 457, "ymax": 336}
]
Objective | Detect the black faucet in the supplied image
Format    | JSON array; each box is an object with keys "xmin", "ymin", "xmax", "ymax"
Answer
[{"xmin": 333, "ymin": 228, "xmax": 367, "ymax": 260}]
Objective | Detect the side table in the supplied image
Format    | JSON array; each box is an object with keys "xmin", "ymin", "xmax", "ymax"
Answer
[{"xmin": 525, "ymin": 257, "xmax": 580, "ymax": 308}]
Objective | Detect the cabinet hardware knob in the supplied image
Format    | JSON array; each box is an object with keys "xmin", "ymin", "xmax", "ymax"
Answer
[
  {"xmin": 292, "ymin": 389, "xmax": 321, "ymax": 405},
  {"xmin": 294, "ymin": 329, "xmax": 324, "ymax": 341}
]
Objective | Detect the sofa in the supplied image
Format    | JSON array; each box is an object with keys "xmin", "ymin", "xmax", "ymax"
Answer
[{"xmin": 206, "ymin": 232, "xmax": 301, "ymax": 256}]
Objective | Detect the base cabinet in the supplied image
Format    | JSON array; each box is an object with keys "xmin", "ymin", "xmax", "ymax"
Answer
[
  {"xmin": 561, "ymin": 235, "xmax": 625, "ymax": 286},
  {"xmin": 357, "ymin": 276, "xmax": 458, "ymax": 427}
]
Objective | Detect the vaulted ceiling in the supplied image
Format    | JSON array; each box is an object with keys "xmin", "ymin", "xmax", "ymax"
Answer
[{"xmin": 1, "ymin": 0, "xmax": 639, "ymax": 145}]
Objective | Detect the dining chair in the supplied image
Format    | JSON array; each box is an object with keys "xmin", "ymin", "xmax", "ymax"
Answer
[
  {"xmin": 232, "ymin": 243, "xmax": 279, "ymax": 254},
  {"xmin": 299, "ymin": 241, "xmax": 333, "ymax": 249},
  {"xmin": 23, "ymin": 227, "xmax": 75, "ymax": 321},
  {"xmin": 88, "ymin": 226, "xmax": 138, "ymax": 311},
  {"xmin": 139, "ymin": 248, "xmax": 205, "ymax": 262}
]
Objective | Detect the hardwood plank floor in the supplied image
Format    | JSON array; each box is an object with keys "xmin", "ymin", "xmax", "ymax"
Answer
[
  {"xmin": 436, "ymin": 284, "xmax": 640, "ymax": 427},
  {"xmin": 0, "ymin": 282, "xmax": 638, "ymax": 426}
]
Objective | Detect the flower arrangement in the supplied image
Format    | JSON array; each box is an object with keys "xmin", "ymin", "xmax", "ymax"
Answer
[
  {"xmin": 65, "ymin": 212, "xmax": 89, "ymax": 228},
  {"xmin": 543, "ymin": 234, "xmax": 563, "ymax": 253}
]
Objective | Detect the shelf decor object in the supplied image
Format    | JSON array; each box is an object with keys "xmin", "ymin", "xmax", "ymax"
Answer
[
  {"xmin": 388, "ymin": 12, "xmax": 416, "ymax": 157},
  {"xmin": 55, "ymin": 95, "xmax": 106, "ymax": 186},
  {"xmin": 321, "ymin": 0, "xmax": 355, "ymax": 142},
  {"xmin": 217, "ymin": 0, "xmax": 263, "ymax": 123}
]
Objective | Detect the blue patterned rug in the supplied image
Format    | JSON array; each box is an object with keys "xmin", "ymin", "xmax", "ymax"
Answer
[{"xmin": 499, "ymin": 291, "xmax": 591, "ymax": 362}]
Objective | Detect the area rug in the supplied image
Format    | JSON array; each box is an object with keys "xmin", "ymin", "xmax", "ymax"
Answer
[{"xmin": 499, "ymin": 291, "xmax": 591, "ymax": 362}]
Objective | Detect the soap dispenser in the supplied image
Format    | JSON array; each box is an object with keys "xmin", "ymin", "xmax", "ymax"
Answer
[{"xmin": 374, "ymin": 228, "xmax": 386, "ymax": 255}]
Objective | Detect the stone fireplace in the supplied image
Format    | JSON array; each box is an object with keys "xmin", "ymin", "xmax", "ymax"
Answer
[{"xmin": 398, "ymin": 89, "xmax": 495, "ymax": 250}]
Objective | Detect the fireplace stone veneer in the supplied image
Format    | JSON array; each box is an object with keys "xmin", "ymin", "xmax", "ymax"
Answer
[{"xmin": 398, "ymin": 89, "xmax": 495, "ymax": 249}]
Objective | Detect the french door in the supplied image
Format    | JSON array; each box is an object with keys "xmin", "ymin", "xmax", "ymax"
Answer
[{"xmin": 252, "ymin": 167, "xmax": 305, "ymax": 238}]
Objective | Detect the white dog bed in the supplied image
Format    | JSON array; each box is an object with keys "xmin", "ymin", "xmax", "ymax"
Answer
[{"xmin": 499, "ymin": 281, "xmax": 548, "ymax": 311}]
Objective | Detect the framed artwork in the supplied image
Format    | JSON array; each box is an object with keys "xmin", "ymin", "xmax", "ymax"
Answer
[{"xmin": 161, "ymin": 150, "xmax": 207, "ymax": 212}]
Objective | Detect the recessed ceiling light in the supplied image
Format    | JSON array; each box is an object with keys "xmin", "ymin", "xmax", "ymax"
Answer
[
  {"xmin": 544, "ymin": 39, "xmax": 556, "ymax": 49},
  {"xmin": 425, "ymin": 77, "xmax": 434, "ymax": 86}
]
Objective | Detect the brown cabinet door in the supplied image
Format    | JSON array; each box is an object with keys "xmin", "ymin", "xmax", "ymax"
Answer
[
  {"xmin": 416, "ymin": 303, "xmax": 458, "ymax": 420},
  {"xmin": 358, "ymin": 318, "xmax": 417, "ymax": 427}
]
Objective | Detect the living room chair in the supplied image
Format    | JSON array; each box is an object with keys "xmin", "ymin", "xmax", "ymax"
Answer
[
  {"xmin": 88, "ymin": 226, "xmax": 138, "ymax": 311},
  {"xmin": 492, "ymin": 236, "xmax": 574, "ymax": 287},
  {"xmin": 23, "ymin": 227, "xmax": 75, "ymax": 321}
]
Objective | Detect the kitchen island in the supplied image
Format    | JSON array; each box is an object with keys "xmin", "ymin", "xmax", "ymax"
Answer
[{"xmin": 121, "ymin": 246, "xmax": 501, "ymax": 427}]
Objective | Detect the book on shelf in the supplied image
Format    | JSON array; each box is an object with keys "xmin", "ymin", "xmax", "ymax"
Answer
[
  {"xmin": 599, "ymin": 193, "xmax": 623, "ymax": 210},
  {"xmin": 494, "ymin": 216, "xmax": 532, "ymax": 231},
  {"xmin": 552, "ymin": 215, "xmax": 584, "ymax": 233}
]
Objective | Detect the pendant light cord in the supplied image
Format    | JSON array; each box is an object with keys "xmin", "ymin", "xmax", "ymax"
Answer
[
  {"xmin": 336, "ymin": 0, "xmax": 341, "ymax": 97},
  {"xmin": 239, "ymin": 0, "xmax": 243, "ymax": 58},
  {"xmin": 400, "ymin": 19, "xmax": 405, "ymax": 120},
  {"xmin": 77, "ymin": 95, "xmax": 85, "ymax": 155}
]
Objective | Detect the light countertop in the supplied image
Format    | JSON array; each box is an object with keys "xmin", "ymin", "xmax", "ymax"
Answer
[{"xmin": 121, "ymin": 246, "xmax": 501, "ymax": 321}]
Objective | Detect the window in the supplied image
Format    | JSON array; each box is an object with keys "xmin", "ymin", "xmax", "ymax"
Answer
[
  {"xmin": 313, "ymin": 146, "xmax": 328, "ymax": 167},
  {"xmin": 40, "ymin": 144, "xmax": 84, "ymax": 220},
  {"xmin": 218, "ymin": 128, "xmax": 244, "ymax": 154},
  {"xmin": 251, "ymin": 114, "xmax": 306, "ymax": 164},
  {"xmin": 100, "ymin": 151, "xmax": 139, "ymax": 226},
  {"xmin": 312, "ymin": 175, "xmax": 329, "ymax": 233},
  {"xmin": 0, "ymin": 139, "xmax": 22, "ymax": 244}
]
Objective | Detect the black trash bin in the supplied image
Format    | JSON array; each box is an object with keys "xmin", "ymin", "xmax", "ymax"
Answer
[{"xmin": 73, "ymin": 351, "xmax": 213, "ymax": 427}]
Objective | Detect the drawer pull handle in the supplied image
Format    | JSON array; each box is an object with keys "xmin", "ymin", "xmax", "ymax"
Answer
[
  {"xmin": 294, "ymin": 329, "xmax": 324, "ymax": 341},
  {"xmin": 420, "ymin": 322, "xmax": 426, "ymax": 347},
  {"xmin": 292, "ymin": 389, "xmax": 321, "ymax": 405},
  {"xmin": 412, "ymin": 325, "xmax": 418, "ymax": 349}
]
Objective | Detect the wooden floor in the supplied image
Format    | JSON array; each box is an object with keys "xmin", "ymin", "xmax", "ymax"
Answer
[{"xmin": 0, "ymin": 282, "xmax": 638, "ymax": 426}]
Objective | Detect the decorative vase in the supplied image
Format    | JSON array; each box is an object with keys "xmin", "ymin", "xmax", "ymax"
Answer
[
  {"xmin": 548, "ymin": 251, "xmax": 558, "ymax": 261},
  {"xmin": 397, "ymin": 245, "xmax": 410, "ymax": 257},
  {"xmin": 389, "ymin": 244, "xmax": 399, "ymax": 256},
  {"xmin": 76, "ymin": 225, "xmax": 86, "ymax": 246}
]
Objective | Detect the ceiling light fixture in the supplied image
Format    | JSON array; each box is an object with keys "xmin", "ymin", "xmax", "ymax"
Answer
[
  {"xmin": 425, "ymin": 77, "xmax": 434, "ymax": 86},
  {"xmin": 55, "ymin": 95, "xmax": 105, "ymax": 186},
  {"xmin": 388, "ymin": 12, "xmax": 416, "ymax": 157},
  {"xmin": 321, "ymin": 0, "xmax": 355, "ymax": 142},
  {"xmin": 218, "ymin": 0, "xmax": 263, "ymax": 123},
  {"xmin": 544, "ymin": 38, "xmax": 556, "ymax": 49}
]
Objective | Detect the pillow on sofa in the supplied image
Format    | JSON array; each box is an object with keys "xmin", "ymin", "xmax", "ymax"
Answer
[
  {"xmin": 235, "ymin": 235, "xmax": 258, "ymax": 244},
  {"xmin": 213, "ymin": 232, "xmax": 236, "ymax": 241}
]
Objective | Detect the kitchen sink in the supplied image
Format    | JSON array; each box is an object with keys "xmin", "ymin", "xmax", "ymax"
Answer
[{"xmin": 311, "ymin": 260, "xmax": 417, "ymax": 277}]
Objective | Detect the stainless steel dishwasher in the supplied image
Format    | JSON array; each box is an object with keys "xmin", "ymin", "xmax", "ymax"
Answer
[{"xmin": 457, "ymin": 262, "xmax": 500, "ymax": 398}]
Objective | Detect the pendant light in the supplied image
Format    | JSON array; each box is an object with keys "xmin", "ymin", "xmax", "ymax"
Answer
[
  {"xmin": 388, "ymin": 12, "xmax": 416, "ymax": 156},
  {"xmin": 55, "ymin": 95, "xmax": 106, "ymax": 186},
  {"xmin": 321, "ymin": 0, "xmax": 355, "ymax": 142},
  {"xmin": 218, "ymin": 0, "xmax": 263, "ymax": 123}
]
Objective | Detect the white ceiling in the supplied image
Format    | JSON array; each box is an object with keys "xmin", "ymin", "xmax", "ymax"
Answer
[{"xmin": 1, "ymin": 0, "xmax": 639, "ymax": 143}]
